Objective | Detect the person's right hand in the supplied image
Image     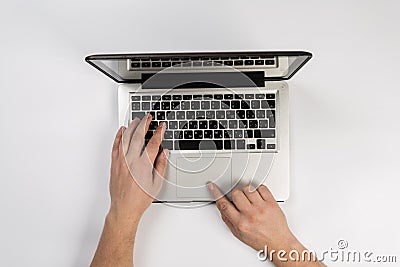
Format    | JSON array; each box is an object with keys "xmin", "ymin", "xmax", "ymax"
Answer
[{"xmin": 207, "ymin": 183, "xmax": 296, "ymax": 252}]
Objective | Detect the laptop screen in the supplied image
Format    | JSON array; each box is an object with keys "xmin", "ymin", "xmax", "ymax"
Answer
[{"xmin": 85, "ymin": 51, "xmax": 312, "ymax": 84}]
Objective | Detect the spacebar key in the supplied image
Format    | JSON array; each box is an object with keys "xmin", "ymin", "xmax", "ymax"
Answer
[{"xmin": 174, "ymin": 140, "xmax": 223, "ymax": 150}]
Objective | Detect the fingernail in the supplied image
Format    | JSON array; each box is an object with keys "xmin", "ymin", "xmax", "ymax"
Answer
[
  {"xmin": 248, "ymin": 184, "xmax": 255, "ymax": 191},
  {"xmin": 207, "ymin": 182, "xmax": 215, "ymax": 191}
]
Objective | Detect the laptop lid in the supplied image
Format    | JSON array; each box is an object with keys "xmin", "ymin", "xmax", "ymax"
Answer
[{"xmin": 85, "ymin": 51, "xmax": 312, "ymax": 86}]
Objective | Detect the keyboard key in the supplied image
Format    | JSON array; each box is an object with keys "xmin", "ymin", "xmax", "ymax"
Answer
[
  {"xmin": 179, "ymin": 121, "xmax": 188, "ymax": 129},
  {"xmin": 169, "ymin": 121, "xmax": 178, "ymax": 129},
  {"xmin": 234, "ymin": 130, "xmax": 243, "ymax": 138},
  {"xmin": 184, "ymin": 130, "xmax": 193, "ymax": 139},
  {"xmin": 199, "ymin": 120, "xmax": 208, "ymax": 129},
  {"xmin": 152, "ymin": 95, "xmax": 161, "ymax": 100},
  {"xmin": 221, "ymin": 100, "xmax": 230, "ymax": 109},
  {"xmin": 172, "ymin": 95, "xmax": 182, "ymax": 100},
  {"xmin": 176, "ymin": 111, "xmax": 185, "ymax": 120},
  {"xmin": 214, "ymin": 94, "xmax": 223, "ymax": 100},
  {"xmin": 142, "ymin": 102, "xmax": 150, "ymax": 110},
  {"xmin": 162, "ymin": 95, "xmax": 171, "ymax": 100},
  {"xmin": 175, "ymin": 140, "xmax": 223, "ymax": 150},
  {"xmin": 226, "ymin": 110, "xmax": 236, "ymax": 119},
  {"xmin": 164, "ymin": 131, "xmax": 173, "ymax": 139},
  {"xmin": 266, "ymin": 94, "xmax": 275, "ymax": 99},
  {"xmin": 149, "ymin": 120, "xmax": 158, "ymax": 130},
  {"xmin": 193, "ymin": 61, "xmax": 202, "ymax": 67},
  {"xmin": 214, "ymin": 130, "xmax": 223, "ymax": 138},
  {"xmin": 247, "ymin": 144, "xmax": 256, "ymax": 149},
  {"xmin": 255, "ymin": 60, "xmax": 264, "ymax": 65},
  {"xmin": 166, "ymin": 111, "xmax": 175, "ymax": 120},
  {"xmin": 229, "ymin": 120, "xmax": 238, "ymax": 129},
  {"xmin": 239, "ymin": 120, "xmax": 248, "ymax": 128},
  {"xmin": 142, "ymin": 62, "xmax": 151, "ymax": 67},
  {"xmin": 244, "ymin": 130, "xmax": 253, "ymax": 138},
  {"xmin": 204, "ymin": 94, "xmax": 213, "ymax": 100},
  {"xmin": 224, "ymin": 94, "xmax": 234, "ymax": 99},
  {"xmin": 201, "ymin": 101, "xmax": 210, "ymax": 109},
  {"xmin": 193, "ymin": 95, "xmax": 202, "ymax": 100},
  {"xmin": 261, "ymin": 100, "xmax": 275, "ymax": 109},
  {"xmin": 216, "ymin": 111, "xmax": 225, "ymax": 119},
  {"xmin": 152, "ymin": 102, "xmax": 160, "ymax": 110},
  {"xmin": 267, "ymin": 144, "xmax": 276, "ymax": 149},
  {"xmin": 231, "ymin": 100, "xmax": 240, "ymax": 109},
  {"xmin": 245, "ymin": 94, "xmax": 254, "ymax": 99},
  {"xmin": 171, "ymin": 101, "xmax": 180, "ymax": 110},
  {"xmin": 132, "ymin": 102, "xmax": 140, "ymax": 110},
  {"xmin": 259, "ymin": 120, "xmax": 268, "ymax": 128},
  {"xmin": 162, "ymin": 62, "xmax": 172, "ymax": 67},
  {"xmin": 156, "ymin": 111, "xmax": 165, "ymax": 120},
  {"xmin": 244, "ymin": 60, "xmax": 254, "ymax": 65},
  {"xmin": 132, "ymin": 112, "xmax": 146, "ymax": 119},
  {"xmin": 257, "ymin": 139, "xmax": 266, "ymax": 149},
  {"xmin": 224, "ymin": 140, "xmax": 235, "ymax": 149},
  {"xmin": 251, "ymin": 100, "xmax": 260, "ymax": 109},
  {"xmin": 256, "ymin": 110, "xmax": 265, "ymax": 118},
  {"xmin": 224, "ymin": 130, "xmax": 233, "ymax": 138},
  {"xmin": 265, "ymin": 60, "xmax": 275, "ymax": 65},
  {"xmin": 174, "ymin": 131, "xmax": 183, "ymax": 139},
  {"xmin": 209, "ymin": 120, "xmax": 218, "ymax": 129},
  {"xmin": 241, "ymin": 100, "xmax": 250, "ymax": 109},
  {"xmin": 161, "ymin": 102, "xmax": 170, "ymax": 110},
  {"xmin": 237, "ymin": 139, "xmax": 246, "ymax": 149},
  {"xmin": 131, "ymin": 95, "xmax": 141, "ymax": 101},
  {"xmin": 142, "ymin": 95, "xmax": 151, "ymax": 101},
  {"xmin": 224, "ymin": 61, "xmax": 233, "ymax": 66},
  {"xmin": 234, "ymin": 60, "xmax": 244, "ymax": 66},
  {"xmin": 211, "ymin": 101, "xmax": 220, "ymax": 109},
  {"xmin": 254, "ymin": 130, "xmax": 275, "ymax": 138},
  {"xmin": 145, "ymin": 130, "xmax": 153, "ymax": 140},
  {"xmin": 249, "ymin": 120, "xmax": 258, "ymax": 128},
  {"xmin": 161, "ymin": 140, "xmax": 173, "ymax": 150},
  {"xmin": 186, "ymin": 111, "xmax": 195, "ymax": 119},
  {"xmin": 219, "ymin": 120, "xmax": 228, "ymax": 129},
  {"xmin": 152, "ymin": 62, "xmax": 161, "ymax": 68},
  {"xmin": 236, "ymin": 110, "xmax": 245, "ymax": 119},
  {"xmin": 196, "ymin": 111, "xmax": 206, "ymax": 119},
  {"xmin": 255, "ymin": 94, "xmax": 265, "ymax": 99},
  {"xmin": 234, "ymin": 94, "xmax": 244, "ymax": 99},
  {"xmin": 131, "ymin": 62, "xmax": 140, "ymax": 68},
  {"xmin": 204, "ymin": 130, "xmax": 213, "ymax": 139},
  {"xmin": 181, "ymin": 101, "xmax": 191, "ymax": 110},
  {"xmin": 189, "ymin": 121, "xmax": 198, "ymax": 129},
  {"xmin": 183, "ymin": 95, "xmax": 192, "ymax": 100},
  {"xmin": 206, "ymin": 111, "xmax": 215, "ymax": 119},
  {"xmin": 203, "ymin": 61, "xmax": 212, "ymax": 67},
  {"xmin": 194, "ymin": 130, "xmax": 203, "ymax": 139},
  {"xmin": 246, "ymin": 110, "xmax": 255, "ymax": 119}
]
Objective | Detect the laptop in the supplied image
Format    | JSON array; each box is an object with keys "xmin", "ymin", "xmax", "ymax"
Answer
[{"xmin": 85, "ymin": 51, "xmax": 312, "ymax": 204}]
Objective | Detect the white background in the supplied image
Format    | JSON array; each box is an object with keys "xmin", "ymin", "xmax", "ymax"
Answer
[{"xmin": 0, "ymin": 1, "xmax": 399, "ymax": 266}]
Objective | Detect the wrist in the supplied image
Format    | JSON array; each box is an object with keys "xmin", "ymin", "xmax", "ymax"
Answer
[{"xmin": 106, "ymin": 210, "xmax": 141, "ymax": 239}]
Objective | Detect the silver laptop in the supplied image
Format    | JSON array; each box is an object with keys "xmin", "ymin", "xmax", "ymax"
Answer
[{"xmin": 86, "ymin": 51, "xmax": 312, "ymax": 204}]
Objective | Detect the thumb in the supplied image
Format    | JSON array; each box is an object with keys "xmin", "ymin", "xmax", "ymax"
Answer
[{"xmin": 152, "ymin": 149, "xmax": 169, "ymax": 194}]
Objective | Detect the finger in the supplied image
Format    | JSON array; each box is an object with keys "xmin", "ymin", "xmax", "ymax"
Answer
[
  {"xmin": 112, "ymin": 126, "xmax": 125, "ymax": 160},
  {"xmin": 142, "ymin": 122, "xmax": 166, "ymax": 164},
  {"xmin": 221, "ymin": 214, "xmax": 240, "ymax": 237},
  {"xmin": 207, "ymin": 182, "xmax": 240, "ymax": 224},
  {"xmin": 152, "ymin": 149, "xmax": 169, "ymax": 193},
  {"xmin": 257, "ymin": 185, "xmax": 275, "ymax": 202},
  {"xmin": 231, "ymin": 189, "xmax": 251, "ymax": 212},
  {"xmin": 127, "ymin": 114, "xmax": 152, "ymax": 157},
  {"xmin": 243, "ymin": 184, "xmax": 263, "ymax": 204},
  {"xmin": 122, "ymin": 118, "xmax": 141, "ymax": 155}
]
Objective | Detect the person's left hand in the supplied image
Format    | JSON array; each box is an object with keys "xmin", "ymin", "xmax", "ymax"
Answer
[{"xmin": 108, "ymin": 114, "xmax": 169, "ymax": 224}]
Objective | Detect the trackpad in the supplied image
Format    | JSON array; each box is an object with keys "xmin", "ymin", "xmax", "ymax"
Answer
[{"xmin": 176, "ymin": 157, "xmax": 232, "ymax": 199}]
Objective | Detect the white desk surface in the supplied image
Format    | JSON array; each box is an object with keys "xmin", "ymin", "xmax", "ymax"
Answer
[{"xmin": 0, "ymin": 1, "xmax": 399, "ymax": 266}]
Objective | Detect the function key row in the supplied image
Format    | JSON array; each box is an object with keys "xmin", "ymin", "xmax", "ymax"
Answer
[
  {"xmin": 130, "ymin": 59, "xmax": 275, "ymax": 68},
  {"xmin": 131, "ymin": 93, "xmax": 275, "ymax": 101}
]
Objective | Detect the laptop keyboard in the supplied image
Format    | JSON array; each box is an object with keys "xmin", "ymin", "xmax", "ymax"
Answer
[
  {"xmin": 130, "ymin": 92, "xmax": 277, "ymax": 151},
  {"xmin": 129, "ymin": 55, "xmax": 276, "ymax": 70}
]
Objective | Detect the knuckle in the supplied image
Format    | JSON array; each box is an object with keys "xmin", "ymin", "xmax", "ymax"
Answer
[
  {"xmin": 236, "ymin": 220, "xmax": 249, "ymax": 232},
  {"xmin": 217, "ymin": 200, "xmax": 229, "ymax": 211}
]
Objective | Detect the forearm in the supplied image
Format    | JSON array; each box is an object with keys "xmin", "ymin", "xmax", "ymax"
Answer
[{"xmin": 90, "ymin": 212, "xmax": 140, "ymax": 267}]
